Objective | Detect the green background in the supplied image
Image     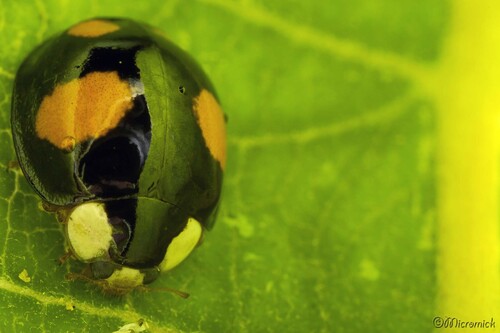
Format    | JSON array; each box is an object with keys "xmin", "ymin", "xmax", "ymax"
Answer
[{"xmin": 0, "ymin": 0, "xmax": 468, "ymax": 332}]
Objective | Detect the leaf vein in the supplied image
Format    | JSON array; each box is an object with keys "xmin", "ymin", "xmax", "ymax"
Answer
[
  {"xmin": 34, "ymin": 0, "xmax": 48, "ymax": 42},
  {"xmin": 0, "ymin": 277, "xmax": 182, "ymax": 333},
  {"xmin": 0, "ymin": 67, "xmax": 14, "ymax": 79},
  {"xmin": 199, "ymin": 0, "xmax": 433, "ymax": 88},
  {"xmin": 229, "ymin": 90, "xmax": 420, "ymax": 149}
]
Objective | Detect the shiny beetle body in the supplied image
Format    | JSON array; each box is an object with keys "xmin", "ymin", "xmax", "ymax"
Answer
[{"xmin": 11, "ymin": 18, "xmax": 226, "ymax": 293}]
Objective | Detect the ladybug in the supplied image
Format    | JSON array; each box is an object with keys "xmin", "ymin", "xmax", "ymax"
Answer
[{"xmin": 11, "ymin": 18, "xmax": 226, "ymax": 294}]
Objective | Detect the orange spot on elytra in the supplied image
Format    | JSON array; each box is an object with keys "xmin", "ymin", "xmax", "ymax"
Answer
[
  {"xmin": 35, "ymin": 72, "xmax": 133, "ymax": 149},
  {"xmin": 192, "ymin": 90, "xmax": 226, "ymax": 170},
  {"xmin": 61, "ymin": 136, "xmax": 76, "ymax": 152},
  {"xmin": 68, "ymin": 19, "xmax": 120, "ymax": 38}
]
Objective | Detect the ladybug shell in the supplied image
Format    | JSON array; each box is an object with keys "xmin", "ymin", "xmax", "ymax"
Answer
[{"xmin": 11, "ymin": 18, "xmax": 225, "ymax": 236}]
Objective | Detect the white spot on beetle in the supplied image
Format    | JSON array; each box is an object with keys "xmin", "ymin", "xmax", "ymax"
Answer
[
  {"xmin": 160, "ymin": 217, "xmax": 203, "ymax": 272},
  {"xmin": 65, "ymin": 203, "xmax": 113, "ymax": 262},
  {"xmin": 106, "ymin": 267, "xmax": 145, "ymax": 290}
]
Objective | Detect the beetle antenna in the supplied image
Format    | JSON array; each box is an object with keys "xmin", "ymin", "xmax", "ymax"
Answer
[
  {"xmin": 142, "ymin": 286, "xmax": 190, "ymax": 299},
  {"xmin": 65, "ymin": 272, "xmax": 190, "ymax": 298}
]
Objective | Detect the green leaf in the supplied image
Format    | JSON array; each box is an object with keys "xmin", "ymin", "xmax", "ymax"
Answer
[{"xmin": 2, "ymin": 0, "xmax": 499, "ymax": 332}]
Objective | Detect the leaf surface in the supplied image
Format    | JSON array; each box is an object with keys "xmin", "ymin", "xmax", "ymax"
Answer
[{"xmin": 2, "ymin": 1, "xmax": 498, "ymax": 332}]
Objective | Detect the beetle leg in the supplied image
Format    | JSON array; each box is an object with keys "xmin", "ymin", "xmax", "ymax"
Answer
[
  {"xmin": 40, "ymin": 201, "xmax": 59, "ymax": 212},
  {"xmin": 58, "ymin": 251, "xmax": 74, "ymax": 265},
  {"xmin": 55, "ymin": 209, "xmax": 71, "ymax": 224},
  {"xmin": 6, "ymin": 160, "xmax": 20, "ymax": 171}
]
